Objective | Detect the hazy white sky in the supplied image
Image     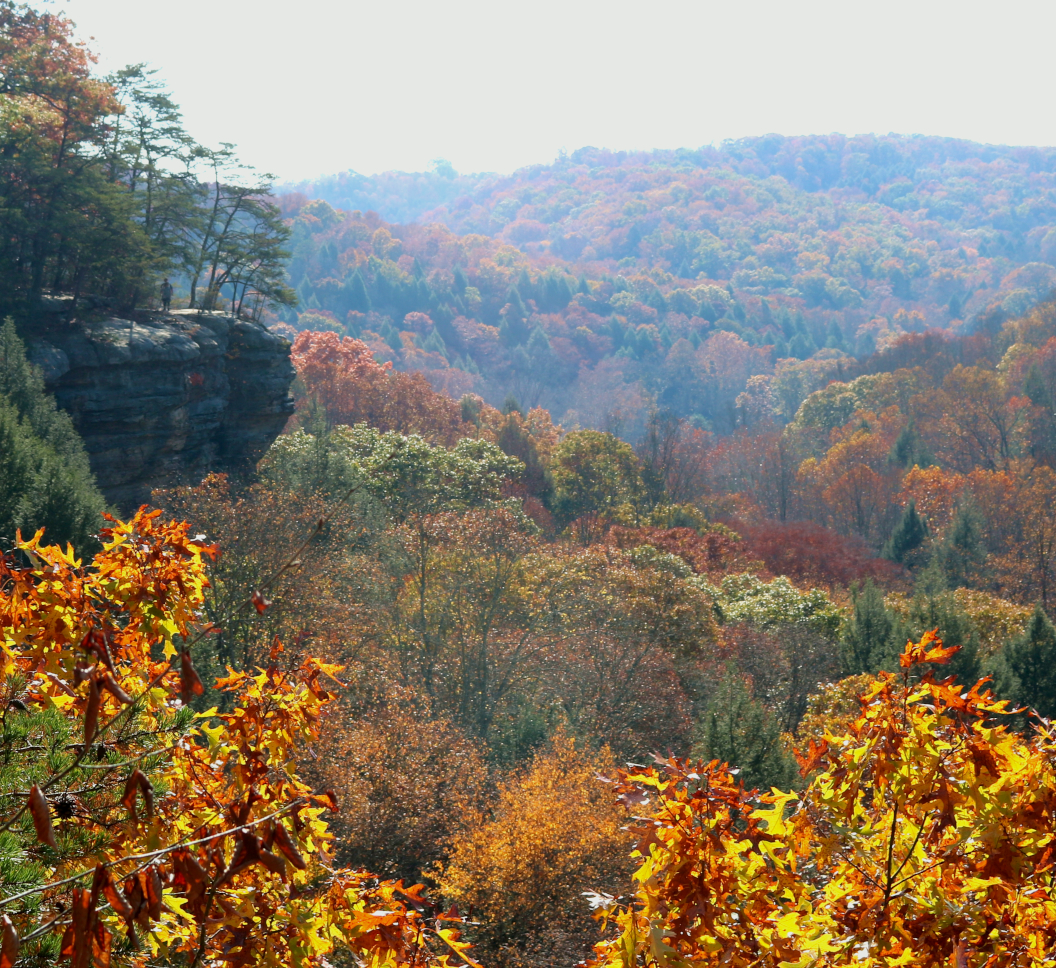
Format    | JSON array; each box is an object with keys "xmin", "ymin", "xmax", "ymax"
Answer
[{"xmin": 61, "ymin": 0, "xmax": 1056, "ymax": 182}]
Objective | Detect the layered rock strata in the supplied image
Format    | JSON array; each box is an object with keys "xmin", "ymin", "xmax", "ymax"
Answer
[{"xmin": 27, "ymin": 311, "xmax": 295, "ymax": 510}]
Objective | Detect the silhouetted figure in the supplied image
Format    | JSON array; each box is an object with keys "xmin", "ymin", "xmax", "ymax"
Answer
[{"xmin": 161, "ymin": 279, "xmax": 174, "ymax": 312}]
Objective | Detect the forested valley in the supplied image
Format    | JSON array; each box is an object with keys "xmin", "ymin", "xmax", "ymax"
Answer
[{"xmin": 4, "ymin": 4, "xmax": 1056, "ymax": 968}]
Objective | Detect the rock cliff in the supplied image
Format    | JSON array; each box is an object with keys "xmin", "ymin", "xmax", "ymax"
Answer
[{"xmin": 27, "ymin": 311, "xmax": 295, "ymax": 511}]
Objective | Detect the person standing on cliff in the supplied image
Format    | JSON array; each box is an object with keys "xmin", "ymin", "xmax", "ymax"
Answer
[{"xmin": 161, "ymin": 279, "xmax": 174, "ymax": 312}]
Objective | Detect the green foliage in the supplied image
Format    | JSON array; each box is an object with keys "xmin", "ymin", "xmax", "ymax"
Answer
[
  {"xmin": 995, "ymin": 605, "xmax": 1056, "ymax": 721},
  {"xmin": 496, "ymin": 413, "xmax": 552, "ymax": 504},
  {"xmin": 550, "ymin": 430, "xmax": 641, "ymax": 532},
  {"xmin": 882, "ymin": 500, "xmax": 928, "ymax": 565},
  {"xmin": 0, "ymin": 671, "xmax": 194, "ymax": 966},
  {"xmin": 699, "ymin": 573, "xmax": 841, "ymax": 638},
  {"xmin": 905, "ymin": 592, "xmax": 981, "ymax": 686},
  {"xmin": 694, "ymin": 671, "xmax": 799, "ymax": 793},
  {"xmin": 841, "ymin": 579, "xmax": 904, "ymax": 674},
  {"xmin": 0, "ymin": 12, "xmax": 291, "ymax": 320},
  {"xmin": 932, "ymin": 499, "xmax": 989, "ymax": 589},
  {"xmin": 0, "ymin": 320, "xmax": 106, "ymax": 549},
  {"xmin": 888, "ymin": 422, "xmax": 934, "ymax": 468},
  {"xmin": 261, "ymin": 423, "xmax": 524, "ymax": 523},
  {"xmin": 0, "ymin": 695, "xmax": 62, "ymax": 964}
]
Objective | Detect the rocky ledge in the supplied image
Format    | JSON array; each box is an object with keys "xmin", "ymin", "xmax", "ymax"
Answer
[{"xmin": 27, "ymin": 311, "xmax": 295, "ymax": 511}]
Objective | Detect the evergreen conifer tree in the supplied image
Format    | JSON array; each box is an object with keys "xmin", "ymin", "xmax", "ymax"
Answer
[
  {"xmin": 788, "ymin": 332, "xmax": 813, "ymax": 359},
  {"xmin": 345, "ymin": 269, "xmax": 372, "ymax": 313},
  {"xmin": 380, "ymin": 322, "xmax": 402, "ymax": 352},
  {"xmin": 695, "ymin": 672, "xmax": 799, "ymax": 793},
  {"xmin": 1024, "ymin": 362, "xmax": 1051, "ymax": 410},
  {"xmin": 882, "ymin": 500, "xmax": 928, "ymax": 564},
  {"xmin": 842, "ymin": 579, "xmax": 903, "ymax": 674},
  {"xmin": 0, "ymin": 320, "xmax": 107, "ymax": 551},
  {"xmin": 452, "ymin": 265, "xmax": 469, "ymax": 294},
  {"xmin": 933, "ymin": 499, "xmax": 988, "ymax": 588},
  {"xmin": 997, "ymin": 605, "xmax": 1056, "ymax": 721},
  {"xmin": 497, "ymin": 415, "xmax": 552, "ymax": 504},
  {"xmin": 422, "ymin": 329, "xmax": 448, "ymax": 360},
  {"xmin": 907, "ymin": 593, "xmax": 981, "ymax": 686}
]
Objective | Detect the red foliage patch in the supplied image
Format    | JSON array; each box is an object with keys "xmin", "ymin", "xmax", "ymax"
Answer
[
  {"xmin": 732, "ymin": 518, "xmax": 902, "ymax": 589},
  {"xmin": 606, "ymin": 525, "xmax": 750, "ymax": 577}
]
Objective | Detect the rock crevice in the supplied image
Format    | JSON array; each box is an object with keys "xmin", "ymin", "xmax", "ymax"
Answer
[{"xmin": 28, "ymin": 311, "xmax": 295, "ymax": 510}]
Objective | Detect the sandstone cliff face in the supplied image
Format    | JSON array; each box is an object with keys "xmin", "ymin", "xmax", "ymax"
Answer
[{"xmin": 27, "ymin": 311, "xmax": 295, "ymax": 511}]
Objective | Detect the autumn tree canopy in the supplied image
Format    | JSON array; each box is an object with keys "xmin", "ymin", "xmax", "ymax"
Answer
[
  {"xmin": 587, "ymin": 634, "xmax": 1056, "ymax": 968},
  {"xmin": 0, "ymin": 511, "xmax": 474, "ymax": 968}
]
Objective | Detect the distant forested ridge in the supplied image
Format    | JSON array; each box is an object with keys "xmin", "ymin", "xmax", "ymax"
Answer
[{"xmin": 276, "ymin": 135, "xmax": 1056, "ymax": 434}]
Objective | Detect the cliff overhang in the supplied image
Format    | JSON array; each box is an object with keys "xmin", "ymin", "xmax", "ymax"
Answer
[{"xmin": 26, "ymin": 310, "xmax": 295, "ymax": 510}]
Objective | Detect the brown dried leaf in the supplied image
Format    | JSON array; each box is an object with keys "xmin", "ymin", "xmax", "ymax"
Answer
[
  {"xmin": 123, "ymin": 875, "xmax": 148, "ymax": 928},
  {"xmin": 100, "ymin": 673, "xmax": 131, "ymax": 705},
  {"xmin": 92, "ymin": 919, "xmax": 111, "ymax": 968},
  {"xmin": 121, "ymin": 770, "xmax": 145, "ymax": 823},
  {"xmin": 259, "ymin": 849, "xmax": 287, "ymax": 879},
  {"xmin": 28, "ymin": 784, "xmax": 56, "ymax": 849},
  {"xmin": 145, "ymin": 867, "xmax": 163, "ymax": 921},
  {"xmin": 70, "ymin": 886, "xmax": 93, "ymax": 968},
  {"xmin": 96, "ymin": 864, "xmax": 133, "ymax": 920},
  {"xmin": 271, "ymin": 822, "xmax": 307, "ymax": 871},
  {"xmin": 179, "ymin": 650, "xmax": 204, "ymax": 704},
  {"xmin": 45, "ymin": 671, "xmax": 77, "ymax": 697},
  {"xmin": 0, "ymin": 914, "xmax": 18, "ymax": 968}
]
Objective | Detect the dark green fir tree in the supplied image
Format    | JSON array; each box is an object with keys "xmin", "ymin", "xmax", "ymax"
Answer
[
  {"xmin": 933, "ymin": 500, "xmax": 989, "ymax": 589},
  {"xmin": 842, "ymin": 579, "xmax": 904, "ymax": 674},
  {"xmin": 694, "ymin": 671, "xmax": 799, "ymax": 793},
  {"xmin": 0, "ymin": 321, "xmax": 107, "ymax": 552},
  {"xmin": 907, "ymin": 593, "xmax": 981, "ymax": 687},
  {"xmin": 996, "ymin": 605, "xmax": 1056, "ymax": 722},
  {"xmin": 882, "ymin": 500, "xmax": 928, "ymax": 565}
]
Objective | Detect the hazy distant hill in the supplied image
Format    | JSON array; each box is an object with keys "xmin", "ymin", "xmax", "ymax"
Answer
[
  {"xmin": 286, "ymin": 134, "xmax": 1056, "ymax": 235},
  {"xmin": 276, "ymin": 134, "xmax": 1056, "ymax": 432}
]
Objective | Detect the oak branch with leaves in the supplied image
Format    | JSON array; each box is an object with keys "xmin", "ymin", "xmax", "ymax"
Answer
[
  {"xmin": 0, "ymin": 510, "xmax": 474, "ymax": 968},
  {"xmin": 588, "ymin": 632, "xmax": 1056, "ymax": 968}
]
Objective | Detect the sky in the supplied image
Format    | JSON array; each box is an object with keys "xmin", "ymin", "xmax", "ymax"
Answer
[{"xmin": 61, "ymin": 0, "xmax": 1056, "ymax": 184}]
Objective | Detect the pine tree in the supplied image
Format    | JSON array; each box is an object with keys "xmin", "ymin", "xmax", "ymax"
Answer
[
  {"xmin": 497, "ymin": 415, "xmax": 552, "ymax": 504},
  {"xmin": 422, "ymin": 329, "xmax": 448, "ymax": 360},
  {"xmin": 507, "ymin": 286, "xmax": 529, "ymax": 320},
  {"xmin": 882, "ymin": 500, "xmax": 927, "ymax": 565},
  {"xmin": 694, "ymin": 672, "xmax": 799, "ymax": 793},
  {"xmin": 907, "ymin": 593, "xmax": 981, "ymax": 687},
  {"xmin": 888, "ymin": 421, "xmax": 934, "ymax": 469},
  {"xmin": 822, "ymin": 319, "xmax": 843, "ymax": 350},
  {"xmin": 0, "ymin": 321, "xmax": 107, "ymax": 551},
  {"xmin": 788, "ymin": 332, "xmax": 813, "ymax": 359},
  {"xmin": 933, "ymin": 499, "xmax": 988, "ymax": 588},
  {"xmin": 1024, "ymin": 362, "xmax": 1051, "ymax": 410},
  {"xmin": 380, "ymin": 321, "xmax": 402, "ymax": 352},
  {"xmin": 460, "ymin": 394, "xmax": 482, "ymax": 427},
  {"xmin": 453, "ymin": 265, "xmax": 469, "ymax": 294},
  {"xmin": 842, "ymin": 579, "xmax": 903, "ymax": 674},
  {"xmin": 345, "ymin": 268, "xmax": 372, "ymax": 313},
  {"xmin": 997, "ymin": 605, "xmax": 1056, "ymax": 721}
]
